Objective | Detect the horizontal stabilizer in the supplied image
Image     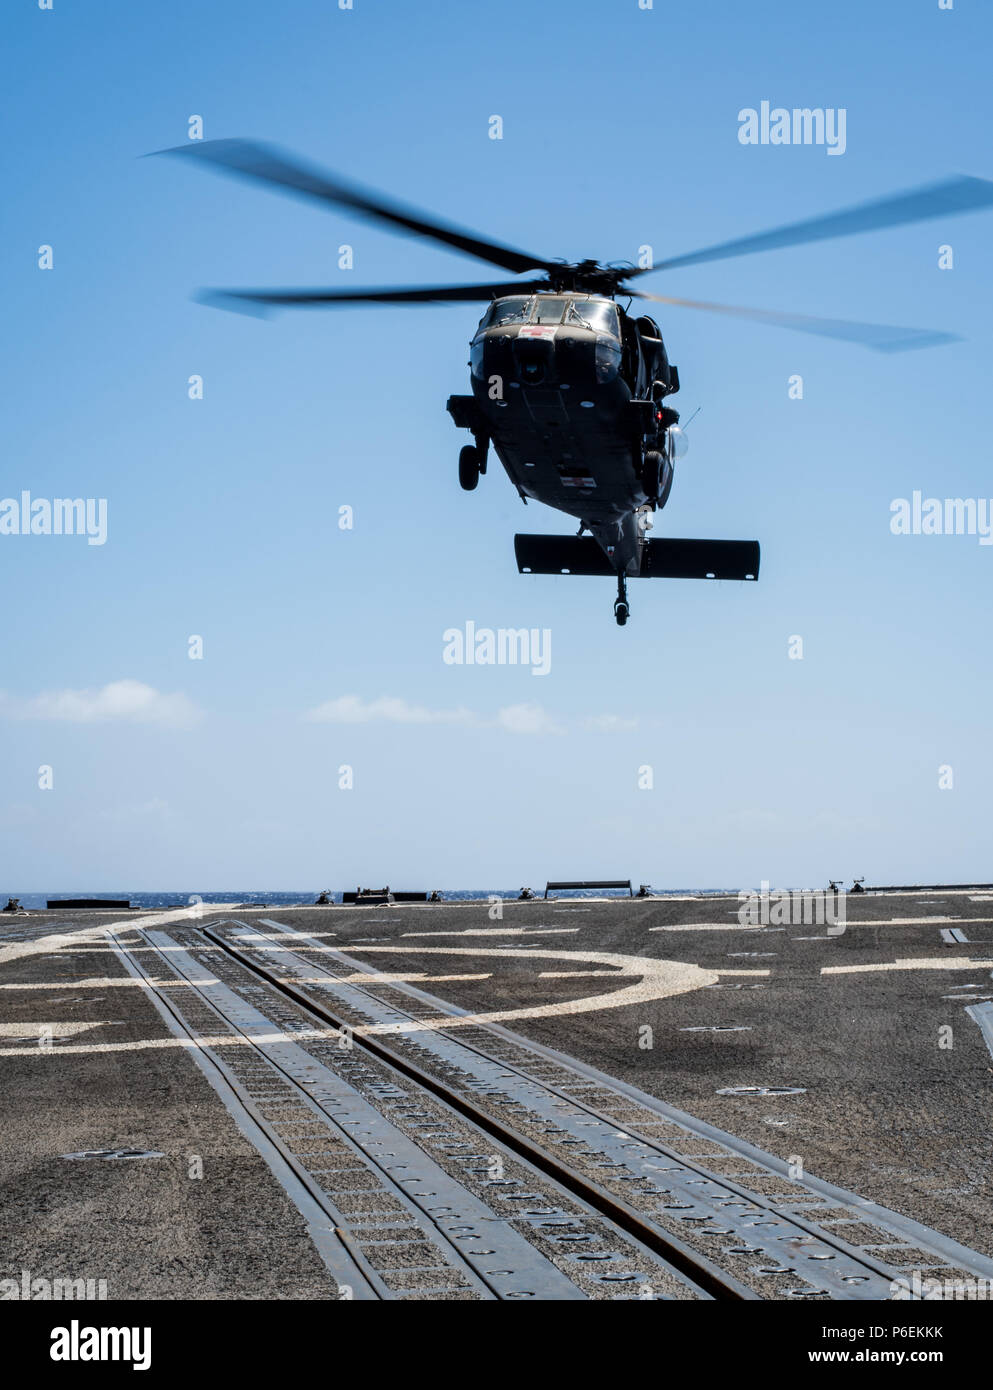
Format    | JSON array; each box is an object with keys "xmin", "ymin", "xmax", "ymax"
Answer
[
  {"xmin": 643, "ymin": 537, "xmax": 760, "ymax": 580},
  {"xmin": 515, "ymin": 535, "xmax": 617, "ymax": 576},
  {"xmin": 514, "ymin": 534, "xmax": 760, "ymax": 580}
]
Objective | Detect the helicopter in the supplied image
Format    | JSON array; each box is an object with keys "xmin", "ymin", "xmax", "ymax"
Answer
[{"xmin": 157, "ymin": 139, "xmax": 993, "ymax": 624}]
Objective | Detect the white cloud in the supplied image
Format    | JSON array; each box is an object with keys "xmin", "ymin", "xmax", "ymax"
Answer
[
  {"xmin": 89, "ymin": 797, "xmax": 175, "ymax": 825},
  {"xmin": 0, "ymin": 680, "xmax": 202, "ymax": 729},
  {"xmin": 581, "ymin": 714, "xmax": 639, "ymax": 732},
  {"xmin": 305, "ymin": 695, "xmax": 477, "ymax": 726},
  {"xmin": 495, "ymin": 702, "xmax": 565, "ymax": 735},
  {"xmin": 305, "ymin": 694, "xmax": 566, "ymax": 735}
]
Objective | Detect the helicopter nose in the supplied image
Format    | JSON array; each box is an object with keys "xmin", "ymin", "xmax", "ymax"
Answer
[{"xmin": 512, "ymin": 337, "xmax": 553, "ymax": 385}]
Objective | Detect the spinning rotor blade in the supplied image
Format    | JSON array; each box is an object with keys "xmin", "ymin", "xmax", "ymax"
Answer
[
  {"xmin": 632, "ymin": 290, "xmax": 960, "ymax": 352},
  {"xmin": 198, "ymin": 280, "xmax": 551, "ymax": 313},
  {"xmin": 641, "ymin": 175, "xmax": 993, "ymax": 275},
  {"xmin": 156, "ymin": 138, "xmax": 557, "ymax": 276}
]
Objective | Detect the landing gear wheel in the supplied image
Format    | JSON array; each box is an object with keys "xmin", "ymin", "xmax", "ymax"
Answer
[
  {"xmin": 614, "ymin": 572, "xmax": 630, "ymax": 626},
  {"xmin": 642, "ymin": 448, "xmax": 664, "ymax": 501},
  {"xmin": 657, "ymin": 455, "xmax": 673, "ymax": 509},
  {"xmin": 459, "ymin": 444, "xmax": 481, "ymax": 492}
]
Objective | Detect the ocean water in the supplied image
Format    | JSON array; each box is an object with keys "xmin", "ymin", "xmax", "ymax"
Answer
[{"xmin": 7, "ymin": 887, "xmax": 735, "ymax": 911}]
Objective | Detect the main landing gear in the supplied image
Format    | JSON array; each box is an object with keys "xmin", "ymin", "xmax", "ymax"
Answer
[
  {"xmin": 614, "ymin": 571, "xmax": 630, "ymax": 626},
  {"xmin": 459, "ymin": 438, "xmax": 488, "ymax": 491},
  {"xmin": 642, "ymin": 448, "xmax": 663, "ymax": 502}
]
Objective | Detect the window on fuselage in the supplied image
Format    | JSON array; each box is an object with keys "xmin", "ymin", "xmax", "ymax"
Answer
[
  {"xmin": 566, "ymin": 299, "xmax": 620, "ymax": 337},
  {"xmin": 529, "ymin": 297, "xmax": 570, "ymax": 324},
  {"xmin": 482, "ymin": 297, "xmax": 531, "ymax": 328}
]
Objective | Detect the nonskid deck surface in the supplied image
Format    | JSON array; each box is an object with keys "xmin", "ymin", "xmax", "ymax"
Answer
[
  {"xmin": 111, "ymin": 926, "xmax": 709, "ymax": 1301},
  {"xmin": 2, "ymin": 890, "xmax": 992, "ymax": 1300}
]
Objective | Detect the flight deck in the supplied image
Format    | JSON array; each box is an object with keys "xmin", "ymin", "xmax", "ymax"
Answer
[{"xmin": 2, "ymin": 890, "xmax": 991, "ymax": 1302}]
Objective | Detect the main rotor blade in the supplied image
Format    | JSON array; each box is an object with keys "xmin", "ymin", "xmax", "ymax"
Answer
[
  {"xmin": 197, "ymin": 280, "xmax": 551, "ymax": 314},
  {"xmin": 632, "ymin": 290, "xmax": 960, "ymax": 352},
  {"xmin": 642, "ymin": 175, "xmax": 993, "ymax": 275},
  {"xmin": 156, "ymin": 138, "xmax": 556, "ymax": 277}
]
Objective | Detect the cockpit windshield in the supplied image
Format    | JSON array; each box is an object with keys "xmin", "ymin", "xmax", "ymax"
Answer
[
  {"xmin": 530, "ymin": 297, "xmax": 569, "ymax": 324},
  {"xmin": 480, "ymin": 295, "xmax": 620, "ymax": 337},
  {"xmin": 566, "ymin": 299, "xmax": 620, "ymax": 336},
  {"xmin": 483, "ymin": 297, "xmax": 530, "ymax": 327}
]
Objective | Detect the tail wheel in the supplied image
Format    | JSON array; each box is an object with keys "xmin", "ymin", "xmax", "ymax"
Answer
[
  {"xmin": 459, "ymin": 444, "xmax": 481, "ymax": 491},
  {"xmin": 614, "ymin": 571, "xmax": 630, "ymax": 626}
]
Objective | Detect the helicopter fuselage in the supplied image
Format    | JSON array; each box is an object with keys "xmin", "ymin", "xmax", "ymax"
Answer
[{"xmin": 448, "ymin": 292, "xmax": 680, "ymax": 577}]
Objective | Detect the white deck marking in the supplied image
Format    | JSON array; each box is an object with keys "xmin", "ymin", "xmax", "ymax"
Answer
[
  {"xmin": 823, "ymin": 957, "xmax": 993, "ymax": 976},
  {"xmin": 0, "ymin": 978, "xmax": 152, "ymax": 990},
  {"xmin": 0, "ymin": 926, "xmax": 112, "ymax": 968},
  {"xmin": 650, "ymin": 923, "xmax": 779, "ymax": 932},
  {"xmin": 0, "ymin": 904, "xmax": 239, "ymax": 967},
  {"xmin": 270, "ymin": 971, "xmax": 492, "ymax": 985},
  {"xmin": 0, "ymin": 937, "xmax": 767, "ymax": 1055},
  {"xmin": 537, "ymin": 970, "xmax": 618, "ymax": 979},
  {"xmin": 401, "ymin": 927, "xmax": 580, "ymax": 938},
  {"xmin": 839, "ymin": 916, "xmax": 993, "ymax": 926},
  {"xmin": 0, "ymin": 1027, "xmax": 365, "ymax": 1057},
  {"xmin": 317, "ymin": 943, "xmax": 766, "ymax": 1031},
  {"xmin": 0, "ymin": 1021, "xmax": 115, "ymax": 1037}
]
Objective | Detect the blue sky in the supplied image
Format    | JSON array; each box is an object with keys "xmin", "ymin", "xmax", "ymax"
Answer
[{"xmin": 2, "ymin": 0, "xmax": 991, "ymax": 891}]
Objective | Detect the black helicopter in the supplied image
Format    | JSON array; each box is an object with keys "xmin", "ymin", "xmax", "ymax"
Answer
[{"xmin": 158, "ymin": 140, "xmax": 993, "ymax": 623}]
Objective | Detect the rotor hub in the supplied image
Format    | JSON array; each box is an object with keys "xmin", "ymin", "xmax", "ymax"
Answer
[{"xmin": 547, "ymin": 261, "xmax": 628, "ymax": 296}]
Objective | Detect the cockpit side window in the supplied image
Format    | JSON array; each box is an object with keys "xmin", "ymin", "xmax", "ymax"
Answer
[{"xmin": 482, "ymin": 297, "xmax": 531, "ymax": 328}]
